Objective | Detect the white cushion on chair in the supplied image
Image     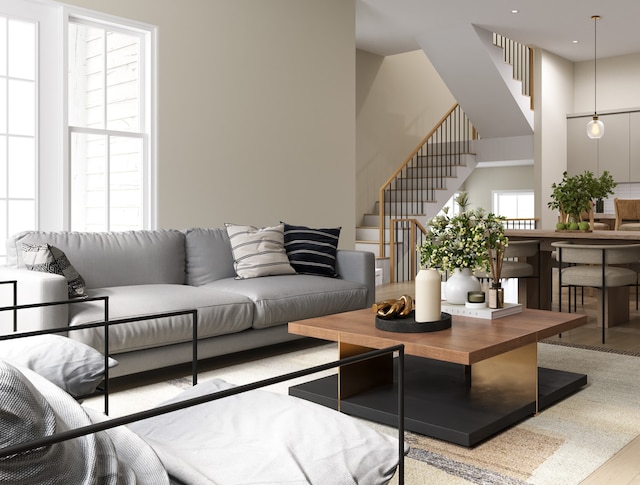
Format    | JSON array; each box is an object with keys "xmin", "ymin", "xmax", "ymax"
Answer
[{"xmin": 561, "ymin": 266, "xmax": 637, "ymax": 288}]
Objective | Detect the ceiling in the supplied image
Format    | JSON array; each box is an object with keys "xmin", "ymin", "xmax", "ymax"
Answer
[{"xmin": 356, "ymin": 0, "xmax": 640, "ymax": 62}]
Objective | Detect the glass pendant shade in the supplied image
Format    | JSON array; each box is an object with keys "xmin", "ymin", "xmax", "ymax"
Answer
[
  {"xmin": 587, "ymin": 116, "xmax": 605, "ymax": 139},
  {"xmin": 587, "ymin": 15, "xmax": 604, "ymax": 139}
]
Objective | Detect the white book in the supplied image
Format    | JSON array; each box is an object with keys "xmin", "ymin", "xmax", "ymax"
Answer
[{"xmin": 440, "ymin": 302, "xmax": 523, "ymax": 320}]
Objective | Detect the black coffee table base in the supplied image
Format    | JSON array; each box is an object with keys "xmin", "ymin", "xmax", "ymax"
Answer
[{"xmin": 289, "ymin": 355, "xmax": 587, "ymax": 447}]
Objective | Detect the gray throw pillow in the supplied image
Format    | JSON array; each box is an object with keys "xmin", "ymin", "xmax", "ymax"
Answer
[
  {"xmin": 225, "ymin": 223, "xmax": 296, "ymax": 279},
  {"xmin": 0, "ymin": 334, "xmax": 117, "ymax": 398},
  {"xmin": 22, "ymin": 243, "xmax": 86, "ymax": 297}
]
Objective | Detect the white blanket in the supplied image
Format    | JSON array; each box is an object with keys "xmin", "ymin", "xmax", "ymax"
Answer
[{"xmin": 128, "ymin": 379, "xmax": 402, "ymax": 485}]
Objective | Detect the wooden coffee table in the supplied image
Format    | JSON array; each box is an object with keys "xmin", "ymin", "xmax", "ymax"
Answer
[{"xmin": 288, "ymin": 308, "xmax": 587, "ymax": 446}]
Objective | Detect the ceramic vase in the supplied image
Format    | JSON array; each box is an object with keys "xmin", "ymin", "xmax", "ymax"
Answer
[
  {"xmin": 414, "ymin": 268, "xmax": 441, "ymax": 322},
  {"xmin": 444, "ymin": 268, "xmax": 481, "ymax": 305}
]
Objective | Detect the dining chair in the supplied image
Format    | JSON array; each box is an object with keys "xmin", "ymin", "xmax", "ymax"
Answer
[
  {"xmin": 614, "ymin": 198, "xmax": 640, "ymax": 231},
  {"xmin": 551, "ymin": 241, "xmax": 640, "ymax": 344},
  {"xmin": 475, "ymin": 240, "xmax": 541, "ymax": 308}
]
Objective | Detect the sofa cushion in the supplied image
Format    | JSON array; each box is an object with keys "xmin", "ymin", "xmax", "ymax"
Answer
[
  {"xmin": 8, "ymin": 230, "xmax": 186, "ymax": 289},
  {"xmin": 21, "ymin": 243, "xmax": 87, "ymax": 297},
  {"xmin": 225, "ymin": 223, "xmax": 296, "ymax": 279},
  {"xmin": 0, "ymin": 334, "xmax": 117, "ymax": 397},
  {"xmin": 67, "ymin": 284, "xmax": 254, "ymax": 354},
  {"xmin": 204, "ymin": 275, "xmax": 369, "ymax": 329},
  {"xmin": 283, "ymin": 223, "xmax": 340, "ymax": 277},
  {"xmin": 183, "ymin": 227, "xmax": 237, "ymax": 286}
]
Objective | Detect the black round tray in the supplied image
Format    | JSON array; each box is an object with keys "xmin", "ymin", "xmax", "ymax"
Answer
[{"xmin": 375, "ymin": 310, "xmax": 451, "ymax": 333}]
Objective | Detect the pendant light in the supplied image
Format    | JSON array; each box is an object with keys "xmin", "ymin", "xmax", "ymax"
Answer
[{"xmin": 586, "ymin": 15, "xmax": 604, "ymax": 139}]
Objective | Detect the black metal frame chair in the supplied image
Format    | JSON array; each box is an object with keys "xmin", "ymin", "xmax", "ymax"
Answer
[{"xmin": 552, "ymin": 242, "xmax": 640, "ymax": 344}]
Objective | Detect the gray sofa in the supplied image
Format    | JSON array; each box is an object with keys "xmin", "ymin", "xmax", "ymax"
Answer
[{"xmin": 0, "ymin": 228, "xmax": 375, "ymax": 377}]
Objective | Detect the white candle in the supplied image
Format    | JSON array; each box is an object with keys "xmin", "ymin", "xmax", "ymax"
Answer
[{"xmin": 414, "ymin": 268, "xmax": 441, "ymax": 322}]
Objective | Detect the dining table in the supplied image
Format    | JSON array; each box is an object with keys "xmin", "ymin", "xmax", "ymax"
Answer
[{"xmin": 505, "ymin": 229, "xmax": 640, "ymax": 327}]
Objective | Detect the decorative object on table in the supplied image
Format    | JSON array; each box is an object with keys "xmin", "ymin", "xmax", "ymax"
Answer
[
  {"xmin": 374, "ymin": 311, "xmax": 452, "ymax": 333},
  {"xmin": 465, "ymin": 290, "xmax": 487, "ymax": 309},
  {"xmin": 488, "ymin": 284, "xmax": 504, "ymax": 309},
  {"xmin": 441, "ymin": 301, "xmax": 522, "ymax": 319},
  {"xmin": 467, "ymin": 291, "xmax": 485, "ymax": 303},
  {"xmin": 417, "ymin": 192, "xmax": 507, "ymax": 305},
  {"xmin": 443, "ymin": 268, "xmax": 481, "ymax": 305},
  {"xmin": 372, "ymin": 295, "xmax": 413, "ymax": 319},
  {"xmin": 589, "ymin": 170, "xmax": 616, "ymax": 215},
  {"xmin": 548, "ymin": 170, "xmax": 615, "ymax": 231},
  {"xmin": 414, "ymin": 267, "xmax": 441, "ymax": 322}
]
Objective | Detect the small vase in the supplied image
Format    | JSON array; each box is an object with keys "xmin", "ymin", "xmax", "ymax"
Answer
[
  {"xmin": 444, "ymin": 268, "xmax": 481, "ymax": 305},
  {"xmin": 488, "ymin": 283, "xmax": 504, "ymax": 309}
]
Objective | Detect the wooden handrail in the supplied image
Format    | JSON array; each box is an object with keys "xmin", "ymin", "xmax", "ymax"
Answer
[
  {"xmin": 378, "ymin": 104, "xmax": 478, "ymax": 257},
  {"xmin": 389, "ymin": 218, "xmax": 427, "ymax": 283}
]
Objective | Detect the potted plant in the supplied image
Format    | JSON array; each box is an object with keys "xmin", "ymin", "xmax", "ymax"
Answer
[
  {"xmin": 588, "ymin": 171, "xmax": 616, "ymax": 213},
  {"xmin": 549, "ymin": 171, "xmax": 617, "ymax": 230},
  {"xmin": 418, "ymin": 193, "xmax": 507, "ymax": 304}
]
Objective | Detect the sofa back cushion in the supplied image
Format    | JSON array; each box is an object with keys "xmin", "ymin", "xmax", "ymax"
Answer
[
  {"xmin": 7, "ymin": 230, "xmax": 186, "ymax": 288},
  {"xmin": 183, "ymin": 227, "xmax": 236, "ymax": 286}
]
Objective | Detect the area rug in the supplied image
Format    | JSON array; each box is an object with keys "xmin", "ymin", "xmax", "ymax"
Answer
[{"xmin": 84, "ymin": 341, "xmax": 640, "ymax": 485}]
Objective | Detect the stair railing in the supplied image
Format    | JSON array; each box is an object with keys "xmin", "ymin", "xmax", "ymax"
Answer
[
  {"xmin": 378, "ymin": 103, "xmax": 478, "ymax": 258},
  {"xmin": 389, "ymin": 218, "xmax": 427, "ymax": 284},
  {"xmin": 493, "ymin": 33, "xmax": 534, "ymax": 110}
]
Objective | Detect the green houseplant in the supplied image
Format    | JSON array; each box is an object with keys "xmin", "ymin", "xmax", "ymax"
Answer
[
  {"xmin": 548, "ymin": 170, "xmax": 615, "ymax": 230},
  {"xmin": 589, "ymin": 171, "xmax": 616, "ymax": 213},
  {"xmin": 418, "ymin": 193, "xmax": 508, "ymax": 279}
]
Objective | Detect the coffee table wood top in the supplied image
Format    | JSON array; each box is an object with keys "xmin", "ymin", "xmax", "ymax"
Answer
[{"xmin": 289, "ymin": 308, "xmax": 587, "ymax": 365}]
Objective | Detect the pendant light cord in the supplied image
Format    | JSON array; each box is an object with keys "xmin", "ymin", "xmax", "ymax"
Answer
[{"xmin": 593, "ymin": 15, "xmax": 599, "ymax": 116}]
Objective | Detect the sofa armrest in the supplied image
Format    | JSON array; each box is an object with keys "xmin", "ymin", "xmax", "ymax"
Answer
[
  {"xmin": 0, "ymin": 267, "xmax": 69, "ymax": 334},
  {"xmin": 335, "ymin": 250, "xmax": 375, "ymax": 307}
]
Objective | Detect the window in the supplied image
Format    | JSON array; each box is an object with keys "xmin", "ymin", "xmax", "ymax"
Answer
[
  {"xmin": 0, "ymin": 14, "xmax": 37, "ymax": 257},
  {"xmin": 492, "ymin": 190, "xmax": 535, "ymax": 228},
  {"xmin": 68, "ymin": 17, "xmax": 153, "ymax": 231},
  {"xmin": 0, "ymin": 0, "xmax": 156, "ymax": 263}
]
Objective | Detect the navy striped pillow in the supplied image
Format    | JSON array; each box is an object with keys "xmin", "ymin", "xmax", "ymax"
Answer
[{"xmin": 283, "ymin": 223, "xmax": 341, "ymax": 277}]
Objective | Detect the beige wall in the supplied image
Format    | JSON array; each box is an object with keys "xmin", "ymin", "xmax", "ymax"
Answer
[
  {"xmin": 355, "ymin": 49, "xmax": 455, "ymax": 223},
  {"xmin": 62, "ymin": 0, "xmax": 357, "ymax": 245},
  {"xmin": 574, "ymin": 53, "xmax": 640, "ymax": 113},
  {"xmin": 536, "ymin": 49, "xmax": 574, "ymax": 229},
  {"xmin": 461, "ymin": 166, "xmax": 534, "ymax": 211}
]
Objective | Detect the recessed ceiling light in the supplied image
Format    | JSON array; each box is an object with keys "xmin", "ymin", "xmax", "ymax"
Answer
[
  {"xmin": 572, "ymin": 40, "xmax": 579, "ymax": 44},
  {"xmin": 511, "ymin": 9, "xmax": 519, "ymax": 14}
]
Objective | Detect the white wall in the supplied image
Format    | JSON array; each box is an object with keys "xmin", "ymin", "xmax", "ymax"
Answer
[
  {"xmin": 574, "ymin": 53, "xmax": 640, "ymax": 113},
  {"xmin": 61, "ymin": 0, "xmax": 357, "ymax": 245},
  {"xmin": 535, "ymin": 49, "xmax": 574, "ymax": 229},
  {"xmin": 355, "ymin": 49, "xmax": 455, "ymax": 223}
]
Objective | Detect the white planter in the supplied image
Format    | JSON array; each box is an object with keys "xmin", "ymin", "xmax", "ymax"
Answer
[{"xmin": 444, "ymin": 268, "xmax": 481, "ymax": 305}]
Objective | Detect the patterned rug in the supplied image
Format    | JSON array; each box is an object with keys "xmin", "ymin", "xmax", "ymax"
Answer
[{"xmin": 85, "ymin": 340, "xmax": 640, "ymax": 485}]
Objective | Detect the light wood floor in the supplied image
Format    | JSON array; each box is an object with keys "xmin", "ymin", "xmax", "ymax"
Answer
[{"xmin": 375, "ymin": 279, "xmax": 640, "ymax": 484}]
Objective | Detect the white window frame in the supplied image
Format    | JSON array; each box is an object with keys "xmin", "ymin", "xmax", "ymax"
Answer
[{"xmin": 63, "ymin": 7, "xmax": 157, "ymax": 230}]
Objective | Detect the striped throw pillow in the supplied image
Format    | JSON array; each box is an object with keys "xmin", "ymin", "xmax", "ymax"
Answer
[
  {"xmin": 22, "ymin": 243, "xmax": 86, "ymax": 298},
  {"xmin": 225, "ymin": 223, "xmax": 296, "ymax": 279},
  {"xmin": 283, "ymin": 223, "xmax": 341, "ymax": 277}
]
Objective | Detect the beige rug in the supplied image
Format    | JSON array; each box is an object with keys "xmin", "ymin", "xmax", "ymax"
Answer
[{"xmin": 84, "ymin": 341, "xmax": 640, "ymax": 485}]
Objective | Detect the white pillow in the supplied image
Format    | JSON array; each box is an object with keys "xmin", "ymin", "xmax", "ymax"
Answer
[
  {"xmin": 225, "ymin": 223, "xmax": 296, "ymax": 279},
  {"xmin": 0, "ymin": 334, "xmax": 117, "ymax": 398}
]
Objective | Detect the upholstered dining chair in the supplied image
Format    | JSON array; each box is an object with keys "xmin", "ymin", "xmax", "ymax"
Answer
[
  {"xmin": 551, "ymin": 241, "xmax": 640, "ymax": 344},
  {"xmin": 475, "ymin": 240, "xmax": 541, "ymax": 308}
]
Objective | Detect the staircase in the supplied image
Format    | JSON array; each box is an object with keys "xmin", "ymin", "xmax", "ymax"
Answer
[
  {"xmin": 356, "ymin": 104, "xmax": 479, "ymax": 284},
  {"xmin": 358, "ymin": 32, "xmax": 535, "ymax": 285}
]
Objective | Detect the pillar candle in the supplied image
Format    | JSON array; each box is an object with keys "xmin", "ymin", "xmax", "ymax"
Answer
[{"xmin": 414, "ymin": 268, "xmax": 441, "ymax": 322}]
